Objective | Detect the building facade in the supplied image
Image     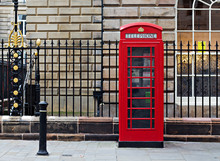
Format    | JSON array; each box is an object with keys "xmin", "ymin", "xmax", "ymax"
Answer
[{"xmin": 0, "ymin": 0, "xmax": 219, "ymax": 118}]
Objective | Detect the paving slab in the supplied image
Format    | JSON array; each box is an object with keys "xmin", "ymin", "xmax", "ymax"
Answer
[{"xmin": 0, "ymin": 140, "xmax": 219, "ymax": 161}]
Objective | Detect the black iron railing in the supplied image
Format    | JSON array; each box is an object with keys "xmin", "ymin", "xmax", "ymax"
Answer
[
  {"xmin": 0, "ymin": 40, "xmax": 219, "ymax": 118},
  {"xmin": 165, "ymin": 41, "xmax": 219, "ymax": 118}
]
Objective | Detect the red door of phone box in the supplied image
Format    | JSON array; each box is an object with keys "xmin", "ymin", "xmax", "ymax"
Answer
[{"xmin": 119, "ymin": 22, "xmax": 164, "ymax": 148}]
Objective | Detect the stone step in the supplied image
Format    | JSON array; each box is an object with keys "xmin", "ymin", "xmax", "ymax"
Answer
[
  {"xmin": 164, "ymin": 135, "xmax": 220, "ymax": 142},
  {"xmin": 0, "ymin": 133, "xmax": 220, "ymax": 142}
]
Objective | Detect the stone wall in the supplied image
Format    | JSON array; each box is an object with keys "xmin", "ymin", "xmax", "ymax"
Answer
[
  {"xmin": 0, "ymin": 116, "xmax": 220, "ymax": 142},
  {"xmin": 103, "ymin": 0, "xmax": 175, "ymax": 41},
  {"xmin": 24, "ymin": 0, "xmax": 176, "ymax": 116},
  {"xmin": 26, "ymin": 0, "xmax": 101, "ymax": 40},
  {"xmin": 26, "ymin": 0, "xmax": 176, "ymax": 41},
  {"xmin": 0, "ymin": 2, "xmax": 15, "ymax": 41}
]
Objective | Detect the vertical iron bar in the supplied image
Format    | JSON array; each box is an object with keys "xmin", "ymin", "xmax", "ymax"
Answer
[
  {"xmin": 51, "ymin": 40, "xmax": 54, "ymax": 116},
  {"xmin": 87, "ymin": 40, "xmax": 89, "ymax": 117},
  {"xmin": 100, "ymin": 0, "xmax": 104, "ymax": 117},
  {"xmin": 58, "ymin": 40, "xmax": 61, "ymax": 117},
  {"xmin": 166, "ymin": 41, "xmax": 168, "ymax": 117},
  {"xmin": 216, "ymin": 42, "xmax": 219, "ymax": 118},
  {"xmin": 202, "ymin": 41, "xmax": 204, "ymax": 117},
  {"xmin": 194, "ymin": 41, "xmax": 197, "ymax": 117},
  {"xmin": 14, "ymin": 0, "xmax": 18, "ymax": 32},
  {"xmin": 21, "ymin": 47, "xmax": 24, "ymax": 115},
  {"xmin": 94, "ymin": 40, "xmax": 97, "ymax": 117},
  {"xmin": 187, "ymin": 41, "xmax": 190, "ymax": 117},
  {"xmin": 109, "ymin": 40, "xmax": 111, "ymax": 117},
  {"xmin": 1, "ymin": 39, "xmax": 4, "ymax": 115},
  {"xmin": 34, "ymin": 51, "xmax": 37, "ymax": 104},
  {"xmin": 80, "ymin": 40, "xmax": 82, "ymax": 116},
  {"xmin": 44, "ymin": 40, "xmax": 46, "ymax": 101},
  {"xmin": 7, "ymin": 46, "xmax": 10, "ymax": 114},
  {"xmin": 209, "ymin": 41, "xmax": 211, "ymax": 117},
  {"xmin": 30, "ymin": 40, "xmax": 33, "ymax": 115},
  {"xmin": 72, "ymin": 40, "xmax": 75, "ymax": 117},
  {"xmin": 115, "ymin": 40, "xmax": 118, "ymax": 117},
  {"xmin": 65, "ymin": 40, "xmax": 68, "ymax": 116},
  {"xmin": 173, "ymin": 41, "xmax": 176, "ymax": 117},
  {"xmin": 35, "ymin": 40, "xmax": 40, "ymax": 116},
  {"xmin": 180, "ymin": 41, "xmax": 183, "ymax": 118}
]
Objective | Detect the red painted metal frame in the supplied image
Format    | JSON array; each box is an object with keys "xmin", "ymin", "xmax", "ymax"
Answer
[{"xmin": 119, "ymin": 22, "xmax": 164, "ymax": 142}]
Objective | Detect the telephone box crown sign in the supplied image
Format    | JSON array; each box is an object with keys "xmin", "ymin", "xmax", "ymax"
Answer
[{"xmin": 138, "ymin": 27, "xmax": 144, "ymax": 32}]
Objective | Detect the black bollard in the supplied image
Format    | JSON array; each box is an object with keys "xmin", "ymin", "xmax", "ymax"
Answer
[{"xmin": 37, "ymin": 101, "xmax": 49, "ymax": 155}]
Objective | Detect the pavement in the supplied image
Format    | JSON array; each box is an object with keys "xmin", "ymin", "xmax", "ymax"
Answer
[{"xmin": 0, "ymin": 140, "xmax": 219, "ymax": 161}]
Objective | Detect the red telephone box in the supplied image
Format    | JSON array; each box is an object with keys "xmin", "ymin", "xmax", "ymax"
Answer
[{"xmin": 119, "ymin": 22, "xmax": 164, "ymax": 148}]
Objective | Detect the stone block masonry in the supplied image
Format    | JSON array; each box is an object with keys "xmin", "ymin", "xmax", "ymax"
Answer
[
  {"xmin": 0, "ymin": 116, "xmax": 220, "ymax": 142},
  {"xmin": 26, "ymin": 0, "xmax": 176, "ymax": 41},
  {"xmin": 25, "ymin": 0, "xmax": 176, "ymax": 116},
  {"xmin": 26, "ymin": 0, "xmax": 101, "ymax": 40}
]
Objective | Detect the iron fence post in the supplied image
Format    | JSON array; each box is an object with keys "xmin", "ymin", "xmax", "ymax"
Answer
[
  {"xmin": 35, "ymin": 39, "xmax": 41, "ymax": 116},
  {"xmin": 37, "ymin": 101, "xmax": 49, "ymax": 156}
]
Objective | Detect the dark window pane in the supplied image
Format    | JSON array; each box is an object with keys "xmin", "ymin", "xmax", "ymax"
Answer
[
  {"xmin": 212, "ymin": 10, "xmax": 220, "ymax": 30},
  {"xmin": 212, "ymin": 2, "xmax": 220, "ymax": 8},
  {"xmin": 130, "ymin": 78, "xmax": 150, "ymax": 87},
  {"xmin": 132, "ymin": 88, "xmax": 151, "ymax": 98},
  {"xmin": 132, "ymin": 99, "xmax": 151, "ymax": 108},
  {"xmin": 128, "ymin": 47, "xmax": 130, "ymax": 56},
  {"xmin": 195, "ymin": 77, "xmax": 208, "ymax": 96},
  {"xmin": 211, "ymin": 77, "xmax": 220, "ymax": 96},
  {"xmin": 132, "ymin": 120, "xmax": 150, "ymax": 129},
  {"xmin": 128, "ymin": 58, "xmax": 130, "ymax": 66},
  {"xmin": 128, "ymin": 99, "xmax": 131, "ymax": 108},
  {"xmin": 152, "ymin": 109, "xmax": 155, "ymax": 118},
  {"xmin": 152, "ymin": 58, "xmax": 155, "ymax": 66},
  {"xmin": 128, "ymin": 89, "xmax": 131, "ymax": 97},
  {"xmin": 195, "ymin": 76, "xmax": 220, "ymax": 96},
  {"xmin": 152, "ymin": 68, "xmax": 155, "ymax": 77},
  {"xmin": 152, "ymin": 79, "xmax": 155, "ymax": 87},
  {"xmin": 128, "ymin": 68, "xmax": 130, "ymax": 77},
  {"xmin": 152, "ymin": 88, "xmax": 155, "ymax": 97},
  {"xmin": 152, "ymin": 99, "xmax": 155, "ymax": 108},
  {"xmin": 131, "ymin": 109, "xmax": 150, "ymax": 118},
  {"xmin": 132, "ymin": 58, "xmax": 151, "ymax": 67},
  {"xmin": 194, "ymin": 1, "xmax": 209, "ymax": 8},
  {"xmin": 195, "ymin": 10, "xmax": 209, "ymax": 30},
  {"xmin": 152, "ymin": 120, "xmax": 155, "ymax": 128},
  {"xmin": 128, "ymin": 110, "xmax": 130, "ymax": 118},
  {"xmin": 178, "ymin": 10, "xmax": 192, "ymax": 30},
  {"xmin": 178, "ymin": 0, "xmax": 193, "ymax": 8},
  {"xmin": 22, "ymin": 15, "xmax": 26, "ymax": 20},
  {"xmin": 128, "ymin": 120, "xmax": 130, "ymax": 128},
  {"xmin": 132, "ymin": 47, "xmax": 150, "ymax": 56},
  {"xmin": 130, "ymin": 68, "xmax": 151, "ymax": 77},
  {"xmin": 177, "ymin": 76, "xmax": 192, "ymax": 97},
  {"xmin": 152, "ymin": 47, "xmax": 155, "ymax": 56}
]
